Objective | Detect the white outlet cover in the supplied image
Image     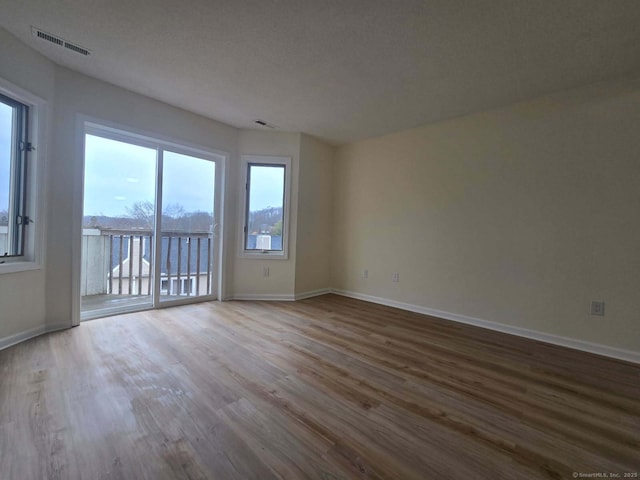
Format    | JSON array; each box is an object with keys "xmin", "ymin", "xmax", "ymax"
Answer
[{"xmin": 590, "ymin": 301, "xmax": 605, "ymax": 316}]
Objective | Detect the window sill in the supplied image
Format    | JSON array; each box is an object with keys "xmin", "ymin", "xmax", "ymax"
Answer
[
  {"xmin": 239, "ymin": 251, "xmax": 289, "ymax": 260},
  {"xmin": 0, "ymin": 261, "xmax": 42, "ymax": 275}
]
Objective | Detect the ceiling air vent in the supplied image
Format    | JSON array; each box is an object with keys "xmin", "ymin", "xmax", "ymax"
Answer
[
  {"xmin": 254, "ymin": 119, "xmax": 276, "ymax": 129},
  {"xmin": 31, "ymin": 26, "xmax": 91, "ymax": 56},
  {"xmin": 63, "ymin": 42, "xmax": 91, "ymax": 56}
]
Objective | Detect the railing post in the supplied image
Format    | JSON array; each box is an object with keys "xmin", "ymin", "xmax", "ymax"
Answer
[
  {"xmin": 148, "ymin": 235, "xmax": 153, "ymax": 296},
  {"xmin": 186, "ymin": 237, "xmax": 192, "ymax": 296},
  {"xmin": 128, "ymin": 235, "xmax": 133, "ymax": 295},
  {"xmin": 118, "ymin": 235, "xmax": 124, "ymax": 295},
  {"xmin": 196, "ymin": 237, "xmax": 201, "ymax": 295},
  {"xmin": 166, "ymin": 236, "xmax": 172, "ymax": 295},
  {"xmin": 206, "ymin": 237, "xmax": 211, "ymax": 295},
  {"xmin": 108, "ymin": 235, "xmax": 113, "ymax": 294},
  {"xmin": 177, "ymin": 237, "xmax": 182, "ymax": 295},
  {"xmin": 138, "ymin": 235, "xmax": 143, "ymax": 296}
]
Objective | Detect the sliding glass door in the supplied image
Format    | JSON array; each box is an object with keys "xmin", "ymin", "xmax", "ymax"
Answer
[
  {"xmin": 80, "ymin": 125, "xmax": 222, "ymax": 319},
  {"xmin": 158, "ymin": 151, "xmax": 216, "ymax": 302},
  {"xmin": 81, "ymin": 134, "xmax": 157, "ymax": 317}
]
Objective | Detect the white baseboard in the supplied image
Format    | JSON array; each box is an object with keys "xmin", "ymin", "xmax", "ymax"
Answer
[
  {"xmin": 0, "ymin": 323, "xmax": 70, "ymax": 351},
  {"xmin": 295, "ymin": 288, "xmax": 332, "ymax": 300},
  {"xmin": 228, "ymin": 293, "xmax": 296, "ymax": 301},
  {"xmin": 226, "ymin": 288, "xmax": 331, "ymax": 302},
  {"xmin": 331, "ymin": 289, "xmax": 640, "ymax": 365}
]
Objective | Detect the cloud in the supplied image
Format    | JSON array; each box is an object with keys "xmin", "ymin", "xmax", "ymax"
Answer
[{"xmin": 114, "ymin": 196, "xmax": 126, "ymax": 201}]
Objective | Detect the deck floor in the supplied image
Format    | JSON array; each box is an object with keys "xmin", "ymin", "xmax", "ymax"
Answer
[{"xmin": 81, "ymin": 294, "xmax": 152, "ymax": 317}]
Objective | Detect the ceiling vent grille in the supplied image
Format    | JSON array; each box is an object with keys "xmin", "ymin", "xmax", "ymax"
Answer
[
  {"xmin": 31, "ymin": 26, "xmax": 91, "ymax": 56},
  {"xmin": 254, "ymin": 119, "xmax": 276, "ymax": 129},
  {"xmin": 63, "ymin": 41, "xmax": 91, "ymax": 56}
]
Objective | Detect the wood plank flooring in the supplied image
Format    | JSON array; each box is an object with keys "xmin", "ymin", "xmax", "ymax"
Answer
[{"xmin": 1, "ymin": 294, "xmax": 638, "ymax": 479}]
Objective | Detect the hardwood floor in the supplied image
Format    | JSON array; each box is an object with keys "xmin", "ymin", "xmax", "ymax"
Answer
[{"xmin": 1, "ymin": 294, "xmax": 638, "ymax": 479}]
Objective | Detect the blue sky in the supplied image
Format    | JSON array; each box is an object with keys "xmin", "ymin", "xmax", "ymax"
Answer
[
  {"xmin": 84, "ymin": 135, "xmax": 218, "ymax": 217},
  {"xmin": 0, "ymin": 103, "xmax": 12, "ymax": 212},
  {"xmin": 162, "ymin": 150, "xmax": 215, "ymax": 213},
  {"xmin": 84, "ymin": 135, "xmax": 157, "ymax": 216},
  {"xmin": 3, "ymin": 127, "xmax": 284, "ymax": 217},
  {"xmin": 248, "ymin": 165, "xmax": 284, "ymax": 213},
  {"xmin": 84, "ymin": 135, "xmax": 283, "ymax": 217}
]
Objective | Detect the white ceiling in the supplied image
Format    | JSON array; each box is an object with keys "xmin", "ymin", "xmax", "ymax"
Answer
[{"xmin": 1, "ymin": 0, "xmax": 640, "ymax": 145}]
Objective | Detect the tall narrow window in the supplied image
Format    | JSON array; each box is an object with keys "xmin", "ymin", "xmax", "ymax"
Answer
[
  {"xmin": 243, "ymin": 156, "xmax": 289, "ymax": 256},
  {"xmin": 0, "ymin": 93, "xmax": 29, "ymax": 258}
]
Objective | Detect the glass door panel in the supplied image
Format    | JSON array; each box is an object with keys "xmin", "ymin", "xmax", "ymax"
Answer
[
  {"xmin": 159, "ymin": 151, "xmax": 215, "ymax": 302},
  {"xmin": 81, "ymin": 134, "xmax": 157, "ymax": 318}
]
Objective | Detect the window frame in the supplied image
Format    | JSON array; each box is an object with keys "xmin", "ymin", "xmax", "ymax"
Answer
[
  {"xmin": 239, "ymin": 155, "xmax": 291, "ymax": 259},
  {"xmin": 0, "ymin": 76, "xmax": 46, "ymax": 274},
  {"xmin": 0, "ymin": 92, "xmax": 28, "ymax": 259},
  {"xmin": 78, "ymin": 119, "xmax": 227, "ymax": 311}
]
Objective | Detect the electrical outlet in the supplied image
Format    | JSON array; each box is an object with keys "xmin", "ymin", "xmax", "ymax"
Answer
[
  {"xmin": 362, "ymin": 269, "xmax": 368, "ymax": 279},
  {"xmin": 392, "ymin": 272, "xmax": 400, "ymax": 283},
  {"xmin": 263, "ymin": 266, "xmax": 270, "ymax": 278},
  {"xmin": 590, "ymin": 301, "xmax": 605, "ymax": 316}
]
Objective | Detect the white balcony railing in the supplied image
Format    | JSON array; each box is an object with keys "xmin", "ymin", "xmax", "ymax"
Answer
[{"xmin": 81, "ymin": 228, "xmax": 212, "ymax": 299}]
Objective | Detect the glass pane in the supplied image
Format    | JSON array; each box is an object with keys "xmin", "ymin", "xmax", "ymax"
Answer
[
  {"xmin": 160, "ymin": 151, "xmax": 215, "ymax": 301},
  {"xmin": 81, "ymin": 134, "xmax": 157, "ymax": 317},
  {"xmin": 245, "ymin": 164, "xmax": 285, "ymax": 251},
  {"xmin": 0, "ymin": 101, "xmax": 13, "ymax": 256}
]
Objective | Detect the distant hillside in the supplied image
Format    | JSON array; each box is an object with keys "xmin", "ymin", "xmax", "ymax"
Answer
[
  {"xmin": 83, "ymin": 205, "xmax": 282, "ymax": 234},
  {"xmin": 83, "ymin": 212, "xmax": 215, "ymax": 233},
  {"xmin": 248, "ymin": 206, "xmax": 283, "ymax": 234}
]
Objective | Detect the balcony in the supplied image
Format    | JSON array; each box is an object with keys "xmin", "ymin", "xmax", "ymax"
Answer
[{"xmin": 81, "ymin": 227, "xmax": 213, "ymax": 317}]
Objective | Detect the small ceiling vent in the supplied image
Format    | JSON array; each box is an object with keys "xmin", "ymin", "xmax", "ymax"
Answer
[
  {"xmin": 31, "ymin": 26, "xmax": 91, "ymax": 56},
  {"xmin": 254, "ymin": 119, "xmax": 276, "ymax": 129}
]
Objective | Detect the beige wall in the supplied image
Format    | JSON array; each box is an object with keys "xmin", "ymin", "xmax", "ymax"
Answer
[
  {"xmin": 231, "ymin": 130, "xmax": 301, "ymax": 298},
  {"xmin": 0, "ymin": 27, "xmax": 55, "ymax": 342},
  {"xmin": 295, "ymin": 134, "xmax": 334, "ymax": 295},
  {"xmin": 230, "ymin": 131, "xmax": 336, "ymax": 299},
  {"xmin": 48, "ymin": 66, "xmax": 239, "ymax": 326},
  {"xmin": 332, "ymin": 77, "xmax": 640, "ymax": 353}
]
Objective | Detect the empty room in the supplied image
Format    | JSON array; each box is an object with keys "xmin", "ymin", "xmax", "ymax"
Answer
[{"xmin": 1, "ymin": 1, "xmax": 639, "ymax": 479}]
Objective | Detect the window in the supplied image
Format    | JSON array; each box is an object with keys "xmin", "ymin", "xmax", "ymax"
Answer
[
  {"xmin": 0, "ymin": 92, "xmax": 30, "ymax": 260},
  {"xmin": 160, "ymin": 277, "xmax": 195, "ymax": 295},
  {"xmin": 0, "ymin": 77, "xmax": 43, "ymax": 274},
  {"xmin": 241, "ymin": 156, "xmax": 290, "ymax": 257}
]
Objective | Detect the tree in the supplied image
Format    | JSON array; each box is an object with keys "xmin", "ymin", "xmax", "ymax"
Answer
[
  {"xmin": 161, "ymin": 203, "xmax": 186, "ymax": 231},
  {"xmin": 124, "ymin": 201, "xmax": 215, "ymax": 232},
  {"xmin": 126, "ymin": 201, "xmax": 155, "ymax": 229},
  {"xmin": 271, "ymin": 219, "xmax": 282, "ymax": 236},
  {"xmin": 248, "ymin": 206, "xmax": 283, "ymax": 233}
]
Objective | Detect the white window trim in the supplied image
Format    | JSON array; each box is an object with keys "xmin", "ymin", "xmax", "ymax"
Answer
[
  {"xmin": 239, "ymin": 155, "xmax": 291, "ymax": 260},
  {"xmin": 0, "ymin": 76, "xmax": 47, "ymax": 275}
]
